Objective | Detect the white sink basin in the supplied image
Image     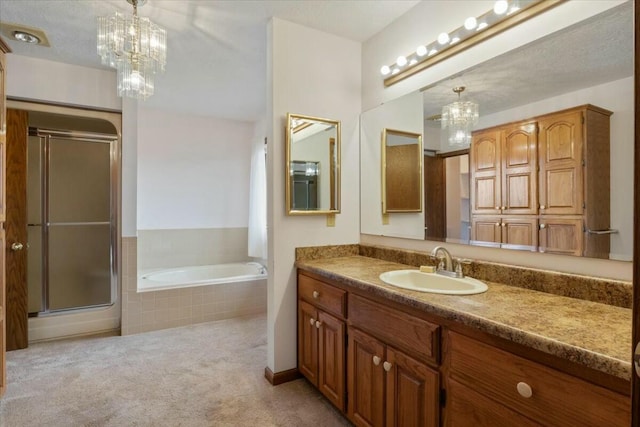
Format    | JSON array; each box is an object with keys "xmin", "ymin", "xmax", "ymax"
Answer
[{"xmin": 379, "ymin": 270, "xmax": 488, "ymax": 295}]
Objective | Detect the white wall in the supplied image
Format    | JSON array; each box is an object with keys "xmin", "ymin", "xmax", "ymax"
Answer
[
  {"xmin": 360, "ymin": 0, "xmax": 632, "ymax": 281},
  {"xmin": 267, "ymin": 18, "xmax": 361, "ymax": 373},
  {"xmin": 136, "ymin": 107, "xmax": 253, "ymax": 230},
  {"xmin": 360, "ymin": 90, "xmax": 423, "ymax": 239}
]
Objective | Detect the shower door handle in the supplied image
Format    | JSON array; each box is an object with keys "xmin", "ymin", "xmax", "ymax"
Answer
[{"xmin": 11, "ymin": 242, "xmax": 24, "ymax": 251}]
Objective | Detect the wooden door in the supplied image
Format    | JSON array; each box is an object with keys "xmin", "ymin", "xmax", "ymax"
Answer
[
  {"xmin": 298, "ymin": 300, "xmax": 318, "ymax": 386},
  {"xmin": 538, "ymin": 110, "xmax": 584, "ymax": 215},
  {"xmin": 385, "ymin": 346, "xmax": 439, "ymax": 427},
  {"xmin": 444, "ymin": 379, "xmax": 541, "ymax": 427},
  {"xmin": 501, "ymin": 122, "xmax": 538, "ymax": 215},
  {"xmin": 470, "ymin": 216, "xmax": 501, "ymax": 247},
  {"xmin": 501, "ymin": 216, "xmax": 538, "ymax": 250},
  {"xmin": 538, "ymin": 216, "xmax": 583, "ymax": 256},
  {"xmin": 0, "ymin": 37, "xmax": 6, "ymax": 397},
  {"xmin": 5, "ymin": 109, "xmax": 28, "ymax": 351},
  {"xmin": 470, "ymin": 130, "xmax": 501, "ymax": 215},
  {"xmin": 348, "ymin": 327, "xmax": 385, "ymax": 427},
  {"xmin": 317, "ymin": 310, "xmax": 345, "ymax": 411},
  {"xmin": 423, "ymin": 154, "xmax": 445, "ymax": 241}
]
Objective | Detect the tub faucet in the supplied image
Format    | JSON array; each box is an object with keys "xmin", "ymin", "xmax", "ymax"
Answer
[{"xmin": 430, "ymin": 246, "xmax": 463, "ymax": 278}]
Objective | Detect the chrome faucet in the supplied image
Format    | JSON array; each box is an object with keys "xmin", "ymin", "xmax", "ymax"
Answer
[{"xmin": 430, "ymin": 246, "xmax": 463, "ymax": 278}]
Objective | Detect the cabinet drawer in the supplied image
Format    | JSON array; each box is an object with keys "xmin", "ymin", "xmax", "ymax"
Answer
[
  {"xmin": 298, "ymin": 273, "xmax": 346, "ymax": 318},
  {"xmin": 349, "ymin": 294, "xmax": 439, "ymax": 364},
  {"xmin": 447, "ymin": 332, "xmax": 630, "ymax": 427}
]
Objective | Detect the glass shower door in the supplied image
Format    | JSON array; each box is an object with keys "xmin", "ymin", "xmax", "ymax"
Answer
[{"xmin": 28, "ymin": 129, "xmax": 117, "ymax": 313}]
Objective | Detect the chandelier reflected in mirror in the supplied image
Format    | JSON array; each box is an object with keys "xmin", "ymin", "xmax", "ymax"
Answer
[
  {"xmin": 97, "ymin": 0, "xmax": 167, "ymax": 100},
  {"xmin": 441, "ymin": 87, "xmax": 479, "ymax": 148}
]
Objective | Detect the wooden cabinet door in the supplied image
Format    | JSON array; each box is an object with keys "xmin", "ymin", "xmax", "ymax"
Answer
[
  {"xmin": 318, "ymin": 310, "xmax": 345, "ymax": 411},
  {"xmin": 385, "ymin": 346, "xmax": 439, "ymax": 427},
  {"xmin": 348, "ymin": 327, "xmax": 385, "ymax": 427},
  {"xmin": 470, "ymin": 130, "xmax": 501, "ymax": 215},
  {"xmin": 539, "ymin": 216, "xmax": 583, "ymax": 256},
  {"xmin": 470, "ymin": 216, "xmax": 501, "ymax": 246},
  {"xmin": 0, "ymin": 227, "xmax": 4, "ymax": 397},
  {"xmin": 501, "ymin": 217, "xmax": 538, "ymax": 250},
  {"xmin": 298, "ymin": 300, "xmax": 318, "ymax": 386},
  {"xmin": 445, "ymin": 379, "xmax": 541, "ymax": 427},
  {"xmin": 538, "ymin": 111, "xmax": 583, "ymax": 215},
  {"xmin": 501, "ymin": 122, "xmax": 537, "ymax": 215}
]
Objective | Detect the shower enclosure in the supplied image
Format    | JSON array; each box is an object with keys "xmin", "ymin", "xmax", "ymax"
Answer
[{"xmin": 27, "ymin": 128, "xmax": 117, "ymax": 313}]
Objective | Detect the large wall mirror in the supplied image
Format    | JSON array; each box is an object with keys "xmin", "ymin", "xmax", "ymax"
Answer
[
  {"xmin": 286, "ymin": 113, "xmax": 341, "ymax": 215},
  {"xmin": 382, "ymin": 128, "xmax": 423, "ymax": 213},
  {"xmin": 361, "ymin": 1, "xmax": 633, "ymax": 261}
]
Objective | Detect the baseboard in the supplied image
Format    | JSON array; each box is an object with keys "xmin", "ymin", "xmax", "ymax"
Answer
[{"xmin": 264, "ymin": 366, "xmax": 301, "ymax": 385}]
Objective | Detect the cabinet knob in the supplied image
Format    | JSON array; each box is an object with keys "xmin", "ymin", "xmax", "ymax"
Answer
[
  {"xmin": 315, "ymin": 321, "xmax": 322, "ymax": 329},
  {"xmin": 540, "ymin": 205, "xmax": 546, "ymax": 210},
  {"xmin": 517, "ymin": 382, "xmax": 533, "ymax": 398},
  {"xmin": 373, "ymin": 355, "xmax": 381, "ymax": 366},
  {"xmin": 501, "ymin": 223, "xmax": 506, "ymax": 227},
  {"xmin": 540, "ymin": 224, "xmax": 546, "ymax": 229},
  {"xmin": 383, "ymin": 361, "xmax": 393, "ymax": 372},
  {"xmin": 501, "ymin": 206, "xmax": 506, "ymax": 210},
  {"xmin": 495, "ymin": 206, "xmax": 500, "ymax": 210},
  {"xmin": 309, "ymin": 318, "xmax": 315, "ymax": 325},
  {"xmin": 495, "ymin": 222, "xmax": 500, "ymax": 227},
  {"xmin": 312, "ymin": 291, "xmax": 320, "ymax": 299}
]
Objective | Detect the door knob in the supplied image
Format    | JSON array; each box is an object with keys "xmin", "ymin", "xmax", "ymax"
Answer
[{"xmin": 11, "ymin": 242, "xmax": 24, "ymax": 251}]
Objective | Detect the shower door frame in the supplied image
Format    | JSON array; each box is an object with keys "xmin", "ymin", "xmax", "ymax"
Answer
[{"xmin": 29, "ymin": 128, "xmax": 119, "ymax": 314}]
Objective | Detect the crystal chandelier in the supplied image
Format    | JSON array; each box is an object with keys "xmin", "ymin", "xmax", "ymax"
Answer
[
  {"xmin": 97, "ymin": 0, "xmax": 167, "ymax": 100},
  {"xmin": 441, "ymin": 87, "xmax": 479, "ymax": 148}
]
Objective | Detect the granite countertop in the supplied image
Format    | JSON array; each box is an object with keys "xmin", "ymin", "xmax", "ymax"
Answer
[{"xmin": 296, "ymin": 255, "xmax": 632, "ymax": 381}]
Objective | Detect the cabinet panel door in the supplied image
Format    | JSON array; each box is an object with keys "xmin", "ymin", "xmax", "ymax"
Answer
[
  {"xmin": 470, "ymin": 130, "xmax": 501, "ymax": 215},
  {"xmin": 501, "ymin": 217, "xmax": 538, "ymax": 251},
  {"xmin": 501, "ymin": 122, "xmax": 537, "ymax": 215},
  {"xmin": 470, "ymin": 217, "xmax": 501, "ymax": 247},
  {"xmin": 538, "ymin": 111, "xmax": 583, "ymax": 215},
  {"xmin": 539, "ymin": 217, "xmax": 583, "ymax": 256},
  {"xmin": 348, "ymin": 327, "xmax": 385, "ymax": 427},
  {"xmin": 318, "ymin": 310, "xmax": 345, "ymax": 411},
  {"xmin": 385, "ymin": 346, "xmax": 439, "ymax": 427},
  {"xmin": 444, "ymin": 379, "xmax": 541, "ymax": 427},
  {"xmin": 298, "ymin": 300, "xmax": 318, "ymax": 386}
]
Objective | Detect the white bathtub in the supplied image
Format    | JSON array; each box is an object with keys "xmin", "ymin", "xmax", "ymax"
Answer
[{"xmin": 138, "ymin": 262, "xmax": 267, "ymax": 292}]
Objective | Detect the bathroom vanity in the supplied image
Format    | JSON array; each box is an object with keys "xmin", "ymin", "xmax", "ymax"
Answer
[{"xmin": 296, "ymin": 248, "xmax": 631, "ymax": 426}]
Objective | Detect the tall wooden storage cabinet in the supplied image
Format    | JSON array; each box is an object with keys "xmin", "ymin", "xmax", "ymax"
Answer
[{"xmin": 470, "ymin": 105, "xmax": 612, "ymax": 258}]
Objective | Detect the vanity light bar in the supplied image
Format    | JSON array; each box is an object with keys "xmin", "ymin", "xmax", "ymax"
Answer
[{"xmin": 381, "ymin": 0, "xmax": 566, "ymax": 87}]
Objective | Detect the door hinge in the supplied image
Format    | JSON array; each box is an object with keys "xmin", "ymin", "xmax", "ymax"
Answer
[
  {"xmin": 581, "ymin": 114, "xmax": 585, "ymax": 125},
  {"xmin": 583, "ymin": 202, "xmax": 586, "ymax": 210},
  {"xmin": 440, "ymin": 389, "xmax": 447, "ymax": 407},
  {"xmin": 582, "ymin": 159, "xmax": 585, "ymax": 167}
]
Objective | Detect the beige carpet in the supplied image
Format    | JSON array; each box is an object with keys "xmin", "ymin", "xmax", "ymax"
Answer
[{"xmin": 0, "ymin": 314, "xmax": 351, "ymax": 426}]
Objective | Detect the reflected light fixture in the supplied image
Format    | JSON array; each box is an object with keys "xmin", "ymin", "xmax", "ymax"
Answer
[
  {"xmin": 97, "ymin": 0, "xmax": 167, "ymax": 100},
  {"xmin": 441, "ymin": 87, "xmax": 479, "ymax": 148}
]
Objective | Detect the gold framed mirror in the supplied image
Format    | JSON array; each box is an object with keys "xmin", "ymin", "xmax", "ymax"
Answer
[
  {"xmin": 382, "ymin": 128, "xmax": 423, "ymax": 213},
  {"xmin": 286, "ymin": 113, "xmax": 340, "ymax": 215}
]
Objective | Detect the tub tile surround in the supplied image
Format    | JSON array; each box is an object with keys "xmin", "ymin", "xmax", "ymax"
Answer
[
  {"xmin": 295, "ymin": 253, "xmax": 632, "ymax": 380},
  {"xmin": 121, "ymin": 235, "xmax": 266, "ymax": 336}
]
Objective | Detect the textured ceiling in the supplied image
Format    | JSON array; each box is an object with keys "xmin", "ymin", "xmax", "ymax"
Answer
[
  {"xmin": 422, "ymin": 1, "xmax": 633, "ymax": 125},
  {"xmin": 0, "ymin": 0, "xmax": 420, "ymax": 120}
]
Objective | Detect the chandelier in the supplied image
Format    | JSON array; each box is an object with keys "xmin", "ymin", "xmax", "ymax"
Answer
[
  {"xmin": 441, "ymin": 87, "xmax": 479, "ymax": 148},
  {"xmin": 97, "ymin": 0, "xmax": 167, "ymax": 100}
]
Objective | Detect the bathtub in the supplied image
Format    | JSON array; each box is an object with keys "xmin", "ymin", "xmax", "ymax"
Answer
[{"xmin": 138, "ymin": 262, "xmax": 267, "ymax": 292}]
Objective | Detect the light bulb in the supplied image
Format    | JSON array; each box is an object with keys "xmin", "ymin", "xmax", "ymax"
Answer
[
  {"xmin": 494, "ymin": 0, "xmax": 509, "ymax": 15},
  {"xmin": 380, "ymin": 65, "xmax": 391, "ymax": 76},
  {"xmin": 464, "ymin": 17, "xmax": 477, "ymax": 30},
  {"xmin": 396, "ymin": 56, "xmax": 407, "ymax": 67},
  {"xmin": 416, "ymin": 45, "xmax": 427, "ymax": 57},
  {"xmin": 130, "ymin": 71, "xmax": 144, "ymax": 90},
  {"xmin": 437, "ymin": 32, "xmax": 450, "ymax": 45}
]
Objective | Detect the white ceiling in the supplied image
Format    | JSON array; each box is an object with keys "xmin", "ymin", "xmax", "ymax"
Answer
[
  {"xmin": 0, "ymin": 0, "xmax": 420, "ymax": 121},
  {"xmin": 422, "ymin": 1, "xmax": 633, "ymax": 124}
]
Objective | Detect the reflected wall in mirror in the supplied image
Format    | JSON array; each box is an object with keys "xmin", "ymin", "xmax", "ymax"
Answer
[
  {"xmin": 382, "ymin": 128, "xmax": 422, "ymax": 213},
  {"xmin": 286, "ymin": 113, "xmax": 340, "ymax": 215},
  {"xmin": 361, "ymin": 2, "xmax": 633, "ymax": 261}
]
